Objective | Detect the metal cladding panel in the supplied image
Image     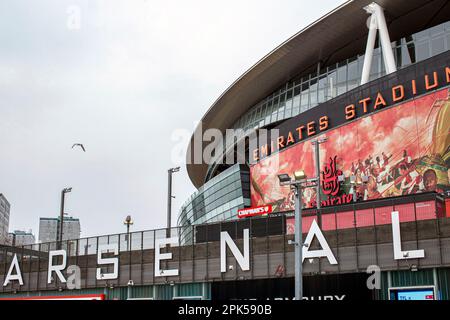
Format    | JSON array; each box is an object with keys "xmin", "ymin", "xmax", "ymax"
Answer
[
  {"xmin": 208, "ymin": 242, "xmax": 220, "ymax": 259},
  {"xmin": 268, "ymin": 252, "xmax": 283, "ymax": 278},
  {"xmin": 130, "ymin": 264, "xmax": 142, "ymax": 284},
  {"xmin": 377, "ymin": 243, "xmax": 398, "ymax": 270},
  {"xmin": 285, "ymin": 252, "xmax": 295, "ymax": 277},
  {"xmin": 141, "ymin": 263, "xmax": 154, "ymax": 284},
  {"xmin": 357, "ymin": 244, "xmax": 378, "ymax": 268},
  {"xmin": 320, "ymin": 256, "xmax": 340, "ymax": 274},
  {"xmin": 417, "ymin": 220, "xmax": 442, "ymax": 239},
  {"xmin": 179, "ymin": 261, "xmax": 193, "ymax": 282},
  {"xmin": 194, "ymin": 260, "xmax": 206, "ymax": 282},
  {"xmin": 251, "ymin": 237, "xmax": 267, "ymax": 255},
  {"xmin": 38, "ymin": 272, "xmax": 47, "ymax": 290},
  {"xmin": 302, "ymin": 257, "xmax": 320, "ymax": 274},
  {"xmin": 356, "ymin": 228, "xmax": 377, "ymax": 245},
  {"xmin": 27, "ymin": 272, "xmax": 38, "ymax": 292},
  {"xmin": 207, "ymin": 258, "xmax": 221, "ymax": 280},
  {"xmin": 118, "ymin": 265, "xmax": 129, "ymax": 286},
  {"xmin": 87, "ymin": 267, "xmax": 97, "ymax": 287},
  {"xmin": 252, "ymin": 255, "xmax": 269, "ymax": 278},
  {"xmin": 336, "ymin": 247, "xmax": 358, "ymax": 272},
  {"xmin": 236, "ymin": 265, "xmax": 252, "ymax": 279},
  {"xmin": 417, "ymin": 239, "xmax": 443, "ymax": 266},
  {"xmin": 442, "ymin": 239, "xmax": 450, "ymax": 264},
  {"xmin": 222, "ymin": 266, "xmax": 235, "ymax": 281}
]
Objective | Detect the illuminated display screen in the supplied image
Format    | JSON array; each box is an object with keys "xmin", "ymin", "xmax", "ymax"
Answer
[{"xmin": 390, "ymin": 288, "xmax": 435, "ymax": 300}]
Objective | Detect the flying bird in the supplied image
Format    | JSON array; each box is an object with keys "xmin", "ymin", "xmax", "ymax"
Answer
[{"xmin": 72, "ymin": 143, "xmax": 86, "ymax": 152}]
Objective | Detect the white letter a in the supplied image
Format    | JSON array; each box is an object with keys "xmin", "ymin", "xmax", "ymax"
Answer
[{"xmin": 302, "ymin": 219, "xmax": 338, "ymax": 265}]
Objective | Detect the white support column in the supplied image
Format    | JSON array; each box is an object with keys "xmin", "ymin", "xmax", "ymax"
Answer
[
  {"xmin": 361, "ymin": 2, "xmax": 397, "ymax": 85},
  {"xmin": 372, "ymin": 4, "xmax": 397, "ymax": 74},
  {"xmin": 433, "ymin": 268, "xmax": 439, "ymax": 300},
  {"xmin": 361, "ymin": 13, "xmax": 378, "ymax": 85},
  {"xmin": 202, "ymin": 282, "xmax": 208, "ymax": 300}
]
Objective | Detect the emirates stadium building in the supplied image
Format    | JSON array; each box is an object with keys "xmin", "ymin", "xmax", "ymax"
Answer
[
  {"xmin": 177, "ymin": 0, "xmax": 450, "ymax": 299},
  {"xmin": 1, "ymin": 0, "xmax": 450, "ymax": 301},
  {"xmin": 181, "ymin": 0, "xmax": 450, "ymax": 235}
]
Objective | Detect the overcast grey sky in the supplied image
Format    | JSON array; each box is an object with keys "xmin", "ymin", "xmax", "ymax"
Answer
[{"xmin": 0, "ymin": 0, "xmax": 345, "ymax": 239}]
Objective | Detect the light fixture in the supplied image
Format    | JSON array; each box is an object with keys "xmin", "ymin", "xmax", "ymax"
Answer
[
  {"xmin": 349, "ymin": 175, "xmax": 356, "ymax": 184},
  {"xmin": 411, "ymin": 265, "xmax": 418, "ymax": 272},
  {"xmin": 277, "ymin": 173, "xmax": 291, "ymax": 184},
  {"xmin": 338, "ymin": 175, "xmax": 345, "ymax": 182},
  {"xmin": 293, "ymin": 170, "xmax": 306, "ymax": 181},
  {"xmin": 362, "ymin": 175, "xmax": 369, "ymax": 183},
  {"xmin": 123, "ymin": 215, "xmax": 133, "ymax": 226}
]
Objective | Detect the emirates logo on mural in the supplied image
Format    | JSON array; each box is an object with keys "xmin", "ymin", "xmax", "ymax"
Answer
[
  {"xmin": 319, "ymin": 155, "xmax": 353, "ymax": 207},
  {"xmin": 322, "ymin": 156, "xmax": 343, "ymax": 196}
]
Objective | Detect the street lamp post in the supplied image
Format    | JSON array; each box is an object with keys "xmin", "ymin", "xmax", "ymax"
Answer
[
  {"xmin": 278, "ymin": 171, "xmax": 318, "ymax": 301},
  {"xmin": 124, "ymin": 215, "xmax": 133, "ymax": 251},
  {"xmin": 58, "ymin": 187, "xmax": 72, "ymax": 249},
  {"xmin": 167, "ymin": 167, "xmax": 180, "ymax": 238},
  {"xmin": 311, "ymin": 137, "xmax": 327, "ymax": 227}
]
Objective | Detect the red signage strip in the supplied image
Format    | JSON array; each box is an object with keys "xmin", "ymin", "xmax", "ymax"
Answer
[{"xmin": 238, "ymin": 205, "xmax": 273, "ymax": 218}]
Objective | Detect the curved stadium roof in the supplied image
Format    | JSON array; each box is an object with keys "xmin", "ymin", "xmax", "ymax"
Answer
[{"xmin": 186, "ymin": 0, "xmax": 450, "ymax": 188}]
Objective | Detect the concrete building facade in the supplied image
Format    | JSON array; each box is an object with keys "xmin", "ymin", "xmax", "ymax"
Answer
[
  {"xmin": 8, "ymin": 230, "xmax": 35, "ymax": 246},
  {"xmin": 0, "ymin": 194, "xmax": 10, "ymax": 245}
]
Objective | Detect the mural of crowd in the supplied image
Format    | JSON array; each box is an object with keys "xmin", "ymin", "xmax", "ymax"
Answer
[{"xmin": 250, "ymin": 88, "xmax": 450, "ymax": 212}]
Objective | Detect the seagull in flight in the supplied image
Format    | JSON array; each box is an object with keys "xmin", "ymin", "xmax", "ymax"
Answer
[{"xmin": 72, "ymin": 143, "xmax": 86, "ymax": 152}]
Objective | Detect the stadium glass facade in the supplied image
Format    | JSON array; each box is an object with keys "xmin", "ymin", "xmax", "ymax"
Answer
[{"xmin": 178, "ymin": 164, "xmax": 250, "ymax": 244}]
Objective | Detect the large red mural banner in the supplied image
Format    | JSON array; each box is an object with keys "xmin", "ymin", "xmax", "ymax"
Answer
[{"xmin": 250, "ymin": 88, "xmax": 450, "ymax": 212}]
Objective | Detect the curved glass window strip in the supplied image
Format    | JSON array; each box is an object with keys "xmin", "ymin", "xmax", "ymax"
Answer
[
  {"xmin": 178, "ymin": 164, "xmax": 250, "ymax": 244},
  {"xmin": 205, "ymin": 21, "xmax": 450, "ymax": 183}
]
